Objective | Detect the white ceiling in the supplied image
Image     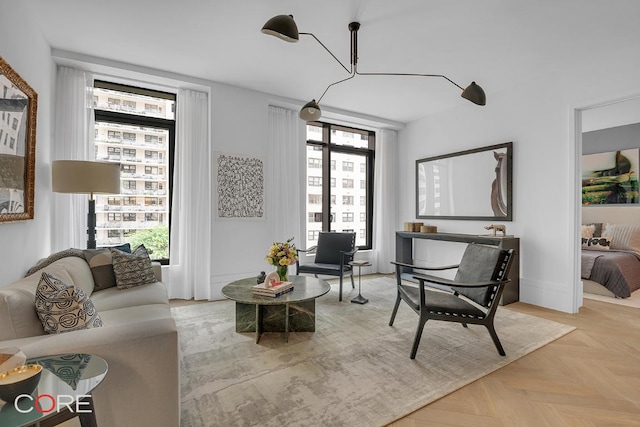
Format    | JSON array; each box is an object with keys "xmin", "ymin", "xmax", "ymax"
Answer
[{"xmin": 23, "ymin": 0, "xmax": 640, "ymax": 123}]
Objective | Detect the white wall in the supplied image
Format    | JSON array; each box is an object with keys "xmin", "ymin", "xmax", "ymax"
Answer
[
  {"xmin": 398, "ymin": 43, "xmax": 640, "ymax": 313},
  {"xmin": 0, "ymin": 2, "xmax": 55, "ymax": 285}
]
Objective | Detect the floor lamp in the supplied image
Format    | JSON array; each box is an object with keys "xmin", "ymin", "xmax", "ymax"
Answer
[{"xmin": 52, "ymin": 160, "xmax": 121, "ymax": 249}]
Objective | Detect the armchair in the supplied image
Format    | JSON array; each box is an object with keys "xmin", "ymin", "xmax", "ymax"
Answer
[
  {"xmin": 296, "ymin": 232, "xmax": 358, "ymax": 301},
  {"xmin": 389, "ymin": 243, "xmax": 515, "ymax": 359}
]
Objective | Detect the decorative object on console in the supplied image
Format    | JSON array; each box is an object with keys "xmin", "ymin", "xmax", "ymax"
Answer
[
  {"xmin": 484, "ymin": 224, "xmax": 506, "ymax": 236},
  {"xmin": 420, "ymin": 225, "xmax": 437, "ymax": 233},
  {"xmin": 417, "ymin": 142, "xmax": 513, "ymax": 221},
  {"xmin": 265, "ymin": 237, "xmax": 298, "ymax": 282},
  {"xmin": 52, "ymin": 160, "xmax": 121, "ymax": 249},
  {"xmin": 582, "ymin": 149, "xmax": 638, "ymax": 205},
  {"xmin": 261, "ymin": 15, "xmax": 486, "ymax": 121},
  {"xmin": 0, "ymin": 57, "xmax": 38, "ymax": 223}
]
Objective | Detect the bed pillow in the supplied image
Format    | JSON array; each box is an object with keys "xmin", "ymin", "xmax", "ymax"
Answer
[
  {"xmin": 602, "ymin": 224, "xmax": 640, "ymax": 253},
  {"xmin": 582, "ymin": 237, "xmax": 612, "ymax": 250},
  {"xmin": 111, "ymin": 245, "xmax": 157, "ymax": 290},
  {"xmin": 581, "ymin": 224, "xmax": 596, "ymax": 238},
  {"xmin": 35, "ymin": 273, "xmax": 103, "ymax": 334},
  {"xmin": 584, "ymin": 222, "xmax": 603, "ymax": 237}
]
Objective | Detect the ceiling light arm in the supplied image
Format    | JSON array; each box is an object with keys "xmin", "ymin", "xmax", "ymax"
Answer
[
  {"xmin": 317, "ymin": 72, "xmax": 357, "ymax": 103},
  {"xmin": 355, "ymin": 71, "xmax": 466, "ymax": 91},
  {"xmin": 300, "ymin": 32, "xmax": 351, "ymax": 74}
]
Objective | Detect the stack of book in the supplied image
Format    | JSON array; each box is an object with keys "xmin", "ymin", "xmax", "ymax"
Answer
[{"xmin": 251, "ymin": 281, "xmax": 294, "ymax": 298}]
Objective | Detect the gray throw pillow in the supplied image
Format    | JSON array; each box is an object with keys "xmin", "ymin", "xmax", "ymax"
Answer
[
  {"xmin": 35, "ymin": 273, "xmax": 103, "ymax": 334},
  {"xmin": 83, "ymin": 243, "xmax": 132, "ymax": 291},
  {"xmin": 111, "ymin": 245, "xmax": 157, "ymax": 290}
]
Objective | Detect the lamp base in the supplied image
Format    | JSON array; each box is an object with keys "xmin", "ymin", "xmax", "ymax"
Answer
[{"xmin": 87, "ymin": 198, "xmax": 97, "ymax": 249}]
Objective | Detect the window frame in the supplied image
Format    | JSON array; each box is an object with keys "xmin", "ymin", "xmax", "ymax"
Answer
[
  {"xmin": 94, "ymin": 80, "xmax": 176, "ymax": 264},
  {"xmin": 306, "ymin": 121, "xmax": 375, "ymax": 250}
]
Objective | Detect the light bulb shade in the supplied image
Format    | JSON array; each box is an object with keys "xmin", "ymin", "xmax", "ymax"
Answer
[
  {"xmin": 299, "ymin": 100, "xmax": 322, "ymax": 121},
  {"xmin": 261, "ymin": 15, "xmax": 299, "ymax": 42},
  {"xmin": 52, "ymin": 160, "xmax": 121, "ymax": 194},
  {"xmin": 461, "ymin": 81, "xmax": 486, "ymax": 106}
]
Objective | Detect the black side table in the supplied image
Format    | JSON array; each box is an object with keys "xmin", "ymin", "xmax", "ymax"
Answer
[{"xmin": 349, "ymin": 260, "xmax": 371, "ymax": 304}]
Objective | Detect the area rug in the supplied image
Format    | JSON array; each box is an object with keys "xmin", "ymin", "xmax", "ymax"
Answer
[{"xmin": 172, "ymin": 277, "xmax": 575, "ymax": 427}]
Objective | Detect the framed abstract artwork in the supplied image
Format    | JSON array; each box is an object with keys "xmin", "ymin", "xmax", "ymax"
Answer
[
  {"xmin": 582, "ymin": 149, "xmax": 639, "ymax": 205},
  {"xmin": 214, "ymin": 152, "xmax": 265, "ymax": 219}
]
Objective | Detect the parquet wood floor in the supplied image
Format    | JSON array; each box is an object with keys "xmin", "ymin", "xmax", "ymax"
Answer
[{"xmin": 388, "ymin": 298, "xmax": 640, "ymax": 427}]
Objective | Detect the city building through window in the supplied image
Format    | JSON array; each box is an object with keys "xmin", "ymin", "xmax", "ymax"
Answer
[
  {"xmin": 93, "ymin": 81, "xmax": 175, "ymax": 262},
  {"xmin": 305, "ymin": 122, "xmax": 374, "ymax": 249}
]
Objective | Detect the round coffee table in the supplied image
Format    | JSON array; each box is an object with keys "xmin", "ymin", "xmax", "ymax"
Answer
[
  {"xmin": 0, "ymin": 353, "xmax": 108, "ymax": 427},
  {"xmin": 222, "ymin": 275, "xmax": 330, "ymax": 343}
]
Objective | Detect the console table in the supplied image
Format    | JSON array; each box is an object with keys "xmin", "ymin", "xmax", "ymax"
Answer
[{"xmin": 396, "ymin": 231, "xmax": 520, "ymax": 305}]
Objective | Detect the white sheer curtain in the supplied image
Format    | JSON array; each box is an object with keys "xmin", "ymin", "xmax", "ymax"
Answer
[
  {"xmin": 373, "ymin": 128, "xmax": 399, "ymax": 273},
  {"xmin": 52, "ymin": 66, "xmax": 95, "ymax": 251},
  {"xmin": 167, "ymin": 89, "xmax": 211, "ymax": 300},
  {"xmin": 267, "ymin": 106, "xmax": 303, "ymax": 242}
]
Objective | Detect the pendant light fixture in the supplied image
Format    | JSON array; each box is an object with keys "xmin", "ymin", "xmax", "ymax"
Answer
[{"xmin": 261, "ymin": 15, "xmax": 486, "ymax": 120}]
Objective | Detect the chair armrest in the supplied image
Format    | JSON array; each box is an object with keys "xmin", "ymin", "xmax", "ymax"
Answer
[
  {"xmin": 298, "ymin": 246, "xmax": 318, "ymax": 254},
  {"xmin": 342, "ymin": 248, "xmax": 358, "ymax": 257},
  {"xmin": 391, "ymin": 261, "xmax": 460, "ymax": 271},
  {"xmin": 412, "ymin": 273, "xmax": 510, "ymax": 288}
]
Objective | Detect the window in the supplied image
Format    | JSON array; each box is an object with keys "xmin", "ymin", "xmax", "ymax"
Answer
[
  {"xmin": 123, "ymin": 132, "xmax": 136, "ymax": 141},
  {"xmin": 123, "ymin": 180, "xmax": 136, "ymax": 190},
  {"xmin": 121, "ymin": 165, "xmax": 136, "ymax": 174},
  {"xmin": 308, "ymin": 176, "xmax": 322, "ymax": 186},
  {"xmin": 123, "ymin": 148, "xmax": 136, "ymax": 158},
  {"xmin": 108, "ymin": 213, "xmax": 121, "ymax": 221},
  {"xmin": 107, "ymin": 197, "xmax": 120, "ymax": 206},
  {"xmin": 305, "ymin": 122, "xmax": 375, "ymax": 250},
  {"xmin": 308, "ymin": 158, "xmax": 321, "ymax": 168},
  {"xmin": 93, "ymin": 81, "xmax": 175, "ymax": 262},
  {"xmin": 342, "ymin": 212, "xmax": 354, "ymax": 222},
  {"xmin": 308, "ymin": 194, "xmax": 322, "ymax": 204},
  {"xmin": 308, "ymin": 230, "xmax": 320, "ymax": 241}
]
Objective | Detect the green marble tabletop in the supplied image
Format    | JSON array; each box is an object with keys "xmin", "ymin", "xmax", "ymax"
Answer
[{"xmin": 222, "ymin": 275, "xmax": 330, "ymax": 305}]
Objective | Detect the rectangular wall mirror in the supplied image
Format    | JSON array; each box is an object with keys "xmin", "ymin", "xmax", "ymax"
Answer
[
  {"xmin": 0, "ymin": 57, "xmax": 38, "ymax": 222},
  {"xmin": 416, "ymin": 142, "xmax": 513, "ymax": 220}
]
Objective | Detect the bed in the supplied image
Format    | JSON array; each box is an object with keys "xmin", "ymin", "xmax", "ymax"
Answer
[{"xmin": 581, "ymin": 223, "xmax": 640, "ymax": 298}]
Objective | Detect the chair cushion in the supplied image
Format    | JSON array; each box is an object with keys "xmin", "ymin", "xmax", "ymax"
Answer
[
  {"xmin": 399, "ymin": 284, "xmax": 486, "ymax": 319},
  {"xmin": 314, "ymin": 232, "xmax": 355, "ymax": 264},
  {"xmin": 297, "ymin": 263, "xmax": 350, "ymax": 276},
  {"xmin": 452, "ymin": 244, "xmax": 505, "ymax": 307}
]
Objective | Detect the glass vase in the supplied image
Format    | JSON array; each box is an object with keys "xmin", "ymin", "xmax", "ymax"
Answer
[{"xmin": 276, "ymin": 265, "xmax": 289, "ymax": 282}]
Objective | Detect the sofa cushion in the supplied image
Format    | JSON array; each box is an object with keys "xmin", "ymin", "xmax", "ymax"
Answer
[
  {"xmin": 112, "ymin": 245, "xmax": 156, "ymax": 290},
  {"xmin": 35, "ymin": 273, "xmax": 103, "ymax": 334},
  {"xmin": 0, "ymin": 288, "xmax": 45, "ymax": 341},
  {"xmin": 91, "ymin": 282, "xmax": 169, "ymax": 312},
  {"xmin": 97, "ymin": 303, "xmax": 173, "ymax": 326}
]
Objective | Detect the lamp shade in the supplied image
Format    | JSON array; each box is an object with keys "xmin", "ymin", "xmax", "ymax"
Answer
[
  {"xmin": 261, "ymin": 15, "xmax": 299, "ymax": 42},
  {"xmin": 299, "ymin": 99, "xmax": 322, "ymax": 121},
  {"xmin": 52, "ymin": 160, "xmax": 121, "ymax": 194},
  {"xmin": 461, "ymin": 82, "xmax": 486, "ymax": 106}
]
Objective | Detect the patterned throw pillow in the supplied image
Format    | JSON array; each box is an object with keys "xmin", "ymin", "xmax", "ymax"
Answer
[
  {"xmin": 581, "ymin": 236, "xmax": 613, "ymax": 250},
  {"xmin": 83, "ymin": 243, "xmax": 132, "ymax": 291},
  {"xmin": 111, "ymin": 245, "xmax": 157, "ymax": 290},
  {"xmin": 35, "ymin": 273, "xmax": 103, "ymax": 334}
]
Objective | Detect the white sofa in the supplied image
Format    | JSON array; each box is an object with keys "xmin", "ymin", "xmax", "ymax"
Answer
[{"xmin": 0, "ymin": 255, "xmax": 179, "ymax": 427}]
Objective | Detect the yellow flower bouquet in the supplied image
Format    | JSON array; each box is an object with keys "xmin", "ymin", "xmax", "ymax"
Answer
[{"xmin": 265, "ymin": 237, "xmax": 298, "ymax": 281}]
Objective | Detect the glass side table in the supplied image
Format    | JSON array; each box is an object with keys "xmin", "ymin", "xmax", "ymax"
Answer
[
  {"xmin": 0, "ymin": 353, "xmax": 108, "ymax": 427},
  {"xmin": 349, "ymin": 260, "xmax": 371, "ymax": 304}
]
